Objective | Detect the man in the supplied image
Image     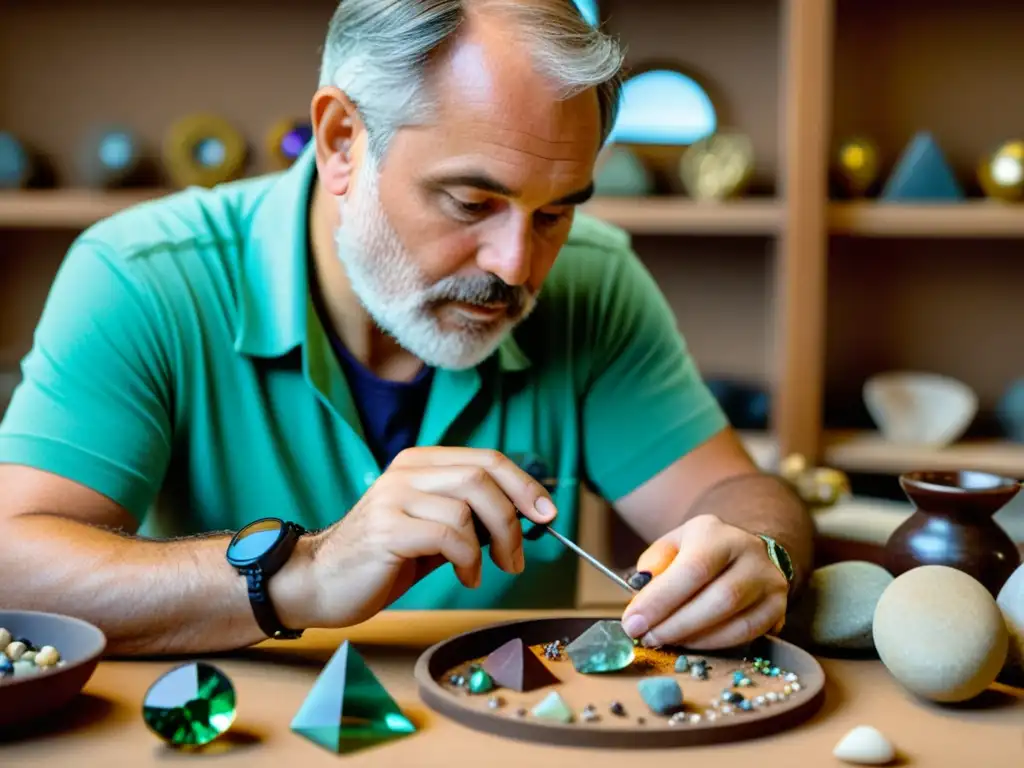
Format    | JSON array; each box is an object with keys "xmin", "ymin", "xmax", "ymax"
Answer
[{"xmin": 0, "ymin": 0, "xmax": 813, "ymax": 657}]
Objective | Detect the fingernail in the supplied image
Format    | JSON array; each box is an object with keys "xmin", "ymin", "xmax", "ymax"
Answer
[
  {"xmin": 641, "ymin": 631, "xmax": 660, "ymax": 648},
  {"xmin": 535, "ymin": 497, "xmax": 557, "ymax": 520},
  {"xmin": 622, "ymin": 614, "xmax": 648, "ymax": 638}
]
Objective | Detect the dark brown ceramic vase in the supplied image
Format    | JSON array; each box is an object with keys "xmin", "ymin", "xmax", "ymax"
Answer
[{"xmin": 884, "ymin": 470, "xmax": 1022, "ymax": 597}]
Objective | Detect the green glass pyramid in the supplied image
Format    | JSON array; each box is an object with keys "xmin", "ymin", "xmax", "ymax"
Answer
[
  {"xmin": 881, "ymin": 131, "xmax": 964, "ymax": 202},
  {"xmin": 290, "ymin": 640, "xmax": 416, "ymax": 754}
]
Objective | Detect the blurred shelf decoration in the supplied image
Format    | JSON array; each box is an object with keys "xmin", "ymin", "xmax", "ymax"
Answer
[
  {"xmin": 880, "ymin": 131, "xmax": 964, "ymax": 202},
  {"xmin": 678, "ymin": 131, "xmax": 754, "ymax": 201},
  {"xmin": 606, "ymin": 66, "xmax": 716, "ymax": 147},
  {"xmin": 266, "ymin": 117, "xmax": 313, "ymax": 171},
  {"xmin": 163, "ymin": 113, "xmax": 248, "ymax": 189},
  {"xmin": 831, "ymin": 136, "xmax": 880, "ymax": 198},
  {"xmin": 862, "ymin": 371, "xmax": 978, "ymax": 449},
  {"xmin": 76, "ymin": 125, "xmax": 144, "ymax": 189},
  {"xmin": 0, "ymin": 132, "xmax": 32, "ymax": 189},
  {"xmin": 996, "ymin": 379, "xmax": 1024, "ymax": 444},
  {"xmin": 593, "ymin": 144, "xmax": 654, "ymax": 197},
  {"xmin": 777, "ymin": 452, "xmax": 852, "ymax": 508},
  {"xmin": 572, "ymin": 0, "xmax": 599, "ymax": 26},
  {"xmin": 977, "ymin": 139, "xmax": 1024, "ymax": 202}
]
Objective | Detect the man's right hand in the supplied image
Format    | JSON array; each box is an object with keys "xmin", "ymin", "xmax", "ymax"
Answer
[{"xmin": 284, "ymin": 447, "xmax": 558, "ymax": 629}]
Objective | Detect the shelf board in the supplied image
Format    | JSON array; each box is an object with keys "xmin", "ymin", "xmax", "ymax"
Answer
[
  {"xmin": 829, "ymin": 201, "xmax": 1024, "ymax": 238},
  {"xmin": 823, "ymin": 430, "xmax": 1024, "ymax": 478},
  {"xmin": 0, "ymin": 190, "xmax": 784, "ymax": 235},
  {"xmin": 0, "ymin": 189, "xmax": 168, "ymax": 228},
  {"xmin": 581, "ymin": 197, "xmax": 783, "ymax": 235}
]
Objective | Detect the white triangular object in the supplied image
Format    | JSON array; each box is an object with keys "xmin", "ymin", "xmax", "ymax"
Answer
[
  {"xmin": 863, "ymin": 371, "xmax": 977, "ymax": 447},
  {"xmin": 833, "ymin": 725, "xmax": 896, "ymax": 765}
]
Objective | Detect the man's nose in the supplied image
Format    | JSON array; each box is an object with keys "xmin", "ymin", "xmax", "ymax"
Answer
[{"xmin": 476, "ymin": 217, "xmax": 533, "ymax": 287}]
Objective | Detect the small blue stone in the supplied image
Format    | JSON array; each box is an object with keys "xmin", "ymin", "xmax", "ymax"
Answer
[
  {"xmin": 732, "ymin": 670, "xmax": 746, "ymax": 685},
  {"xmin": 739, "ymin": 699, "xmax": 753, "ymax": 711},
  {"xmin": 674, "ymin": 655, "xmax": 689, "ymax": 673},
  {"xmin": 0, "ymin": 655, "xmax": 12, "ymax": 677},
  {"xmin": 637, "ymin": 676, "xmax": 684, "ymax": 715}
]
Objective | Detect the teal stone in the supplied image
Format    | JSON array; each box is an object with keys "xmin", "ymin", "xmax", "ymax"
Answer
[
  {"xmin": 637, "ymin": 677, "xmax": 684, "ymax": 715},
  {"xmin": 531, "ymin": 691, "xmax": 574, "ymax": 723},
  {"xmin": 594, "ymin": 145, "xmax": 653, "ymax": 197},
  {"xmin": 674, "ymin": 655, "xmax": 689, "ymax": 673},
  {"xmin": 468, "ymin": 668, "xmax": 494, "ymax": 694},
  {"xmin": 881, "ymin": 131, "xmax": 964, "ymax": 202},
  {"xmin": 565, "ymin": 620, "xmax": 635, "ymax": 674}
]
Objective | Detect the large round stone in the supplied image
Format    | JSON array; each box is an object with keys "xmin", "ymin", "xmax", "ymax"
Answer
[
  {"xmin": 142, "ymin": 661, "xmax": 236, "ymax": 746},
  {"xmin": 785, "ymin": 561, "xmax": 894, "ymax": 651},
  {"xmin": 872, "ymin": 565, "xmax": 1008, "ymax": 702},
  {"xmin": 996, "ymin": 563, "xmax": 1024, "ymax": 685}
]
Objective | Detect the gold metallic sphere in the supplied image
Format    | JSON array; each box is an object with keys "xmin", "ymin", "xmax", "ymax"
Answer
[
  {"xmin": 978, "ymin": 140, "xmax": 1024, "ymax": 202},
  {"xmin": 678, "ymin": 131, "xmax": 754, "ymax": 201},
  {"xmin": 833, "ymin": 137, "xmax": 879, "ymax": 197}
]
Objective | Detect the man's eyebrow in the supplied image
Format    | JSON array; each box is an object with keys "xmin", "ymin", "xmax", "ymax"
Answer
[{"xmin": 423, "ymin": 173, "xmax": 595, "ymax": 206}]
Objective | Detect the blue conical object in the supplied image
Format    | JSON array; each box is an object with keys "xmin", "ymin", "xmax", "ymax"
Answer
[
  {"xmin": 290, "ymin": 640, "xmax": 416, "ymax": 754},
  {"xmin": 881, "ymin": 131, "xmax": 964, "ymax": 202}
]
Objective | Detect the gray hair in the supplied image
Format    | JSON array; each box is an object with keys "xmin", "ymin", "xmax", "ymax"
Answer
[{"xmin": 318, "ymin": 0, "xmax": 625, "ymax": 161}]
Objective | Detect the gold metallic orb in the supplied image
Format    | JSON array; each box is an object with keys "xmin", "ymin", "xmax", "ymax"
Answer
[
  {"xmin": 163, "ymin": 114, "xmax": 248, "ymax": 189},
  {"xmin": 978, "ymin": 140, "xmax": 1024, "ymax": 202},
  {"xmin": 678, "ymin": 131, "xmax": 754, "ymax": 201},
  {"xmin": 833, "ymin": 137, "xmax": 879, "ymax": 197}
]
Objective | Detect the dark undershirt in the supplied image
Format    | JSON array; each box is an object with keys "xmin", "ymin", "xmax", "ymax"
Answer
[{"xmin": 307, "ymin": 254, "xmax": 434, "ymax": 470}]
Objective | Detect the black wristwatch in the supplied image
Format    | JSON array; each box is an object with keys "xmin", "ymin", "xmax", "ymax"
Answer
[{"xmin": 226, "ymin": 518, "xmax": 306, "ymax": 640}]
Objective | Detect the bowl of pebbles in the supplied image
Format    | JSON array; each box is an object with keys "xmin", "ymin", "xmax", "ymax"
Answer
[{"xmin": 0, "ymin": 610, "xmax": 107, "ymax": 729}]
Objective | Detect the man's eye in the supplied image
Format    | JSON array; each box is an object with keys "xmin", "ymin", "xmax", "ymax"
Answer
[
  {"xmin": 535, "ymin": 210, "xmax": 569, "ymax": 227},
  {"xmin": 446, "ymin": 195, "xmax": 491, "ymax": 219}
]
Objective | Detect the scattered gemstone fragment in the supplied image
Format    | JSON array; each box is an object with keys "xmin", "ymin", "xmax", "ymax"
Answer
[
  {"xmin": 487, "ymin": 696, "xmax": 504, "ymax": 709},
  {"xmin": 468, "ymin": 668, "xmax": 494, "ymax": 694},
  {"xmin": 768, "ymin": 666, "xmax": 781, "ymax": 677},
  {"xmin": 669, "ymin": 712, "xmax": 687, "ymax": 725},
  {"xmin": 705, "ymin": 711, "xmax": 717, "ymax": 721},
  {"xmin": 689, "ymin": 713, "xmax": 701, "ymax": 724},
  {"xmin": 689, "ymin": 661, "xmax": 709, "ymax": 680},
  {"xmin": 609, "ymin": 701, "xmax": 626, "ymax": 717},
  {"xmin": 0, "ymin": 656, "xmax": 12, "ymax": 678},
  {"xmin": 720, "ymin": 704, "xmax": 734, "ymax": 715},
  {"xmin": 783, "ymin": 684, "xmax": 793, "ymax": 696},
  {"xmin": 739, "ymin": 699, "xmax": 753, "ymax": 711},
  {"xmin": 143, "ymin": 661, "xmax": 237, "ymax": 747},
  {"xmin": 766, "ymin": 692, "xmax": 780, "ymax": 703},
  {"xmin": 483, "ymin": 638, "xmax": 560, "ymax": 692},
  {"xmin": 675, "ymin": 655, "xmax": 689, "ymax": 673},
  {"xmin": 448, "ymin": 674, "xmax": 465, "ymax": 687},
  {"xmin": 732, "ymin": 670, "xmax": 746, "ymax": 685},
  {"xmin": 564, "ymin": 620, "xmax": 634, "ymax": 674},
  {"xmin": 754, "ymin": 695, "xmax": 767, "ymax": 707},
  {"xmin": 515, "ymin": 707, "xmax": 528, "ymax": 717},
  {"xmin": 531, "ymin": 691, "xmax": 574, "ymax": 723},
  {"xmin": 290, "ymin": 641, "xmax": 415, "ymax": 754},
  {"xmin": 581, "ymin": 704, "xmax": 599, "ymax": 723},
  {"xmin": 637, "ymin": 677, "xmax": 684, "ymax": 715},
  {"xmin": 791, "ymin": 682, "xmax": 802, "ymax": 692},
  {"xmin": 736, "ymin": 676, "xmax": 753, "ymax": 687},
  {"xmin": 721, "ymin": 690, "xmax": 744, "ymax": 705},
  {"xmin": 784, "ymin": 672, "xmax": 799, "ymax": 683}
]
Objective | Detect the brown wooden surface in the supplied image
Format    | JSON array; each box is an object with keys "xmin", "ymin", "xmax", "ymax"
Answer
[{"xmin": 1, "ymin": 610, "xmax": 1020, "ymax": 767}]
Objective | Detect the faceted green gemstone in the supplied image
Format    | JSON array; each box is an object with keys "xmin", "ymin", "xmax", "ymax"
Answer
[
  {"xmin": 468, "ymin": 667, "xmax": 494, "ymax": 694},
  {"xmin": 142, "ymin": 661, "xmax": 236, "ymax": 747},
  {"xmin": 565, "ymin": 620, "xmax": 635, "ymax": 674},
  {"xmin": 291, "ymin": 640, "xmax": 416, "ymax": 754}
]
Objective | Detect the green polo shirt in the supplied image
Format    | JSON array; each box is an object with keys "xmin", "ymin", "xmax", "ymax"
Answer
[{"xmin": 0, "ymin": 145, "xmax": 727, "ymax": 610}]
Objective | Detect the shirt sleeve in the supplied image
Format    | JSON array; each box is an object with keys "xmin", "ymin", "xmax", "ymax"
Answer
[
  {"xmin": 0, "ymin": 238, "xmax": 173, "ymax": 520},
  {"xmin": 577, "ymin": 239, "xmax": 729, "ymax": 503}
]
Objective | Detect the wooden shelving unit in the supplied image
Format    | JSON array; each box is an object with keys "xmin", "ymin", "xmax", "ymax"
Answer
[{"xmin": 3, "ymin": 0, "xmax": 1024, "ymax": 565}]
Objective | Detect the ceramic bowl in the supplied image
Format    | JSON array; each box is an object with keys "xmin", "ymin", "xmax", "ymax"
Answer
[
  {"xmin": 0, "ymin": 610, "xmax": 107, "ymax": 730},
  {"xmin": 863, "ymin": 371, "xmax": 978, "ymax": 447}
]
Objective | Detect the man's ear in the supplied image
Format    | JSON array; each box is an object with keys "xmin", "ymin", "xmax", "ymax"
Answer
[{"xmin": 310, "ymin": 86, "xmax": 366, "ymax": 197}]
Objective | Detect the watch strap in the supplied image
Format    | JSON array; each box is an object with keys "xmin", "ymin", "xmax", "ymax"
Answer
[{"xmin": 242, "ymin": 565, "xmax": 304, "ymax": 640}]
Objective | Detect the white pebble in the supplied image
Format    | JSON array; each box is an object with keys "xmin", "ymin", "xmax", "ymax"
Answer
[
  {"xmin": 766, "ymin": 691, "xmax": 780, "ymax": 703},
  {"xmin": 720, "ymin": 704, "xmax": 734, "ymax": 715},
  {"xmin": 20, "ymin": 650, "xmax": 36, "ymax": 663},
  {"xmin": 754, "ymin": 695, "xmax": 767, "ymax": 707},
  {"xmin": 705, "ymin": 711, "xmax": 717, "ymax": 721},
  {"xmin": 12, "ymin": 659, "xmax": 38, "ymax": 677},
  {"xmin": 784, "ymin": 672, "xmax": 799, "ymax": 682},
  {"xmin": 0, "ymin": 629, "xmax": 10, "ymax": 649},
  {"xmin": 688, "ymin": 713, "xmax": 701, "ymax": 724},
  {"xmin": 833, "ymin": 725, "xmax": 896, "ymax": 765},
  {"xmin": 34, "ymin": 646, "xmax": 60, "ymax": 667},
  {"xmin": 791, "ymin": 681, "xmax": 802, "ymax": 692},
  {"xmin": 5, "ymin": 641, "xmax": 27, "ymax": 661}
]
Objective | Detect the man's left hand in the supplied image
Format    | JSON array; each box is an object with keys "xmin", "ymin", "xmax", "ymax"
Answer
[{"xmin": 619, "ymin": 513, "xmax": 789, "ymax": 649}]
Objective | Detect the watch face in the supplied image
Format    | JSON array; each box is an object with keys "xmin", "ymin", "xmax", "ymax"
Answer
[
  {"xmin": 227, "ymin": 518, "xmax": 286, "ymax": 567},
  {"xmin": 771, "ymin": 541, "xmax": 794, "ymax": 580}
]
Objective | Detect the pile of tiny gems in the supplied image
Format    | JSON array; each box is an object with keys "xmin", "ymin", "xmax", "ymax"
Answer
[
  {"xmin": 0, "ymin": 627, "xmax": 65, "ymax": 680},
  {"xmin": 448, "ymin": 650, "xmax": 802, "ymax": 725},
  {"xmin": 666, "ymin": 654, "xmax": 803, "ymax": 725}
]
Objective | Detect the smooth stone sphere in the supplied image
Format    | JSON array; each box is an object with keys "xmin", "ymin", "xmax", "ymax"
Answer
[
  {"xmin": 996, "ymin": 563, "xmax": 1024, "ymax": 684},
  {"xmin": 785, "ymin": 561, "xmax": 894, "ymax": 651},
  {"xmin": 873, "ymin": 565, "xmax": 1008, "ymax": 702}
]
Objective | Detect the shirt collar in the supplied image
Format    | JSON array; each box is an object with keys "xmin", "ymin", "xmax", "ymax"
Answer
[{"xmin": 233, "ymin": 141, "xmax": 531, "ymax": 372}]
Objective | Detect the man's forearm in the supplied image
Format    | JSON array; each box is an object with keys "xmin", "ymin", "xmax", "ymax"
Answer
[
  {"xmin": 0, "ymin": 514, "xmax": 317, "ymax": 656},
  {"xmin": 688, "ymin": 472, "xmax": 816, "ymax": 594}
]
